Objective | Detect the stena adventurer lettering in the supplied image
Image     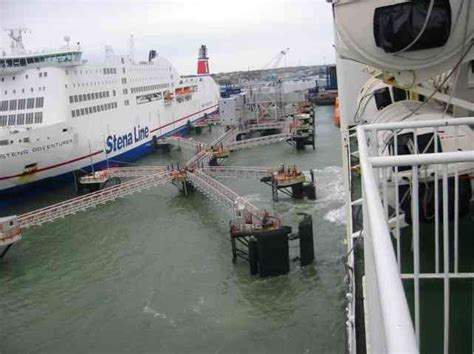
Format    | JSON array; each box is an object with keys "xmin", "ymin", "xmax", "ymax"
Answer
[
  {"xmin": 0, "ymin": 30, "xmax": 220, "ymax": 194},
  {"xmin": 106, "ymin": 126, "xmax": 149, "ymax": 154}
]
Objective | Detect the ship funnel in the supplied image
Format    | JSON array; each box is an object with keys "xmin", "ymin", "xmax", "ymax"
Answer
[
  {"xmin": 149, "ymin": 50, "xmax": 157, "ymax": 62},
  {"xmin": 197, "ymin": 44, "xmax": 210, "ymax": 75}
]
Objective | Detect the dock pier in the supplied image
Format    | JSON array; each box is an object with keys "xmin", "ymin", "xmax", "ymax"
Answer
[{"xmin": 1, "ymin": 116, "xmax": 316, "ymax": 275}]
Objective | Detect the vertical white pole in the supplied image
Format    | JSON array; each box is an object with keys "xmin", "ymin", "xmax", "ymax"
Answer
[
  {"xmin": 442, "ymin": 164, "xmax": 450, "ymax": 354},
  {"xmin": 412, "ymin": 164, "xmax": 420, "ymax": 345},
  {"xmin": 454, "ymin": 126, "xmax": 459, "ymax": 274},
  {"xmin": 434, "ymin": 128, "xmax": 439, "ymax": 273},
  {"xmin": 383, "ymin": 166, "xmax": 389, "ymax": 219},
  {"xmin": 394, "ymin": 130, "xmax": 401, "ymax": 270},
  {"xmin": 88, "ymin": 140, "xmax": 94, "ymax": 173}
]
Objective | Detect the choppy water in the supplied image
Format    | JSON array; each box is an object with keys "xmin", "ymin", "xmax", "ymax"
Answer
[{"xmin": 0, "ymin": 106, "xmax": 346, "ymax": 353}]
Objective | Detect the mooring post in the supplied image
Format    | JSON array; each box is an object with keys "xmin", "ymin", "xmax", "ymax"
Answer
[
  {"xmin": 230, "ymin": 226, "xmax": 237, "ymax": 263},
  {"xmin": 272, "ymin": 180, "xmax": 278, "ymax": 202},
  {"xmin": 0, "ymin": 244, "xmax": 13, "ymax": 258},
  {"xmin": 182, "ymin": 181, "xmax": 188, "ymax": 196}
]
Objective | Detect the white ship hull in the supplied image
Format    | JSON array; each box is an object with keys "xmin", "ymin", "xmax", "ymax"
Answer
[
  {"xmin": 0, "ymin": 96, "xmax": 218, "ymax": 193},
  {"xmin": 0, "ymin": 52, "xmax": 220, "ymax": 193}
]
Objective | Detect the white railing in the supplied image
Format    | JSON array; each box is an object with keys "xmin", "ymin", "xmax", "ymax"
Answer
[
  {"xmin": 357, "ymin": 117, "xmax": 474, "ymax": 354},
  {"xmin": 106, "ymin": 166, "xmax": 168, "ymax": 178},
  {"xmin": 160, "ymin": 136, "xmax": 209, "ymax": 152},
  {"xmin": 18, "ymin": 171, "xmax": 172, "ymax": 228},
  {"xmin": 226, "ymin": 133, "xmax": 291, "ymax": 151},
  {"xmin": 201, "ymin": 166, "xmax": 273, "ymax": 179},
  {"xmin": 188, "ymin": 169, "xmax": 263, "ymax": 221}
]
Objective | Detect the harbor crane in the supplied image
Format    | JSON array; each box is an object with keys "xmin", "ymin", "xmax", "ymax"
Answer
[{"xmin": 262, "ymin": 48, "xmax": 290, "ymax": 70}]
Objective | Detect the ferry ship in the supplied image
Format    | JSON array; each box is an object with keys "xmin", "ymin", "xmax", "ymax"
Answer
[
  {"xmin": 331, "ymin": 1, "xmax": 474, "ymax": 353},
  {"xmin": 0, "ymin": 29, "xmax": 220, "ymax": 194}
]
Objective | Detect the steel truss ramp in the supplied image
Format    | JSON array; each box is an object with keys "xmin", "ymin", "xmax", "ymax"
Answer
[
  {"xmin": 226, "ymin": 133, "xmax": 292, "ymax": 152},
  {"xmin": 159, "ymin": 136, "xmax": 209, "ymax": 152},
  {"xmin": 185, "ymin": 150, "xmax": 214, "ymax": 168},
  {"xmin": 211, "ymin": 127, "xmax": 238, "ymax": 146},
  {"xmin": 201, "ymin": 166, "xmax": 273, "ymax": 180},
  {"xmin": 18, "ymin": 171, "xmax": 173, "ymax": 229},
  {"xmin": 188, "ymin": 170, "xmax": 263, "ymax": 222},
  {"xmin": 106, "ymin": 166, "xmax": 168, "ymax": 178},
  {"xmin": 246, "ymin": 122, "xmax": 288, "ymax": 131}
]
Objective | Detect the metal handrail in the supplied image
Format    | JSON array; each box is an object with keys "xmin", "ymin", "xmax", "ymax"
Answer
[
  {"xmin": 357, "ymin": 116, "xmax": 474, "ymax": 353},
  {"xmin": 18, "ymin": 171, "xmax": 172, "ymax": 228},
  {"xmin": 358, "ymin": 126, "xmax": 419, "ymax": 353}
]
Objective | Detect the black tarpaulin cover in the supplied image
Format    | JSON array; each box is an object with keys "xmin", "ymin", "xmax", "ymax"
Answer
[{"xmin": 374, "ymin": 0, "xmax": 451, "ymax": 53}]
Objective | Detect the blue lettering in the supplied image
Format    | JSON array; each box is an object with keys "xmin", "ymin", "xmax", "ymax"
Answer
[
  {"xmin": 117, "ymin": 136, "xmax": 123, "ymax": 150},
  {"xmin": 106, "ymin": 136, "xmax": 114, "ymax": 154},
  {"xmin": 134, "ymin": 126, "xmax": 139, "ymax": 142},
  {"xmin": 105, "ymin": 126, "xmax": 150, "ymax": 154}
]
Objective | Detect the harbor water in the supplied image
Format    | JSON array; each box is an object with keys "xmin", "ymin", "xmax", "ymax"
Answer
[{"xmin": 0, "ymin": 106, "xmax": 347, "ymax": 353}]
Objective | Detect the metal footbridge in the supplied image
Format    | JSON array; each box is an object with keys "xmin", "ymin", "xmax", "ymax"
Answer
[
  {"xmin": 1, "ymin": 121, "xmax": 312, "ymax": 267},
  {"xmin": 13, "ymin": 165, "xmax": 279, "ymax": 233},
  {"xmin": 5, "ymin": 127, "xmax": 291, "ymax": 233},
  {"xmin": 18, "ymin": 170, "xmax": 173, "ymax": 229},
  {"xmin": 0, "ymin": 112, "xmax": 317, "ymax": 277}
]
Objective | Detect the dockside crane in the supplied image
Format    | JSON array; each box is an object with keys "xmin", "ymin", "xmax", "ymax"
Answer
[{"xmin": 262, "ymin": 48, "xmax": 290, "ymax": 70}]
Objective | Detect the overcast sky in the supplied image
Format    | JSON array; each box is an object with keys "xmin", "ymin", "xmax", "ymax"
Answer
[{"xmin": 1, "ymin": 0, "xmax": 335, "ymax": 74}]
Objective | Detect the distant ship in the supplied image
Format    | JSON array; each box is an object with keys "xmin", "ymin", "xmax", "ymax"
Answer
[{"xmin": 0, "ymin": 29, "xmax": 220, "ymax": 193}]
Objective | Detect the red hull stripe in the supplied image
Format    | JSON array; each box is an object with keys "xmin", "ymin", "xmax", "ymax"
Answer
[
  {"xmin": 0, "ymin": 150, "xmax": 104, "ymax": 181},
  {"xmin": 0, "ymin": 105, "xmax": 219, "ymax": 181},
  {"xmin": 149, "ymin": 104, "xmax": 218, "ymax": 133}
]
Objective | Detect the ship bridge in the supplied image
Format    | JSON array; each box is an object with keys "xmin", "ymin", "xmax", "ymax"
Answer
[
  {"xmin": 0, "ymin": 49, "xmax": 82, "ymax": 74},
  {"xmin": 1, "ymin": 29, "xmax": 82, "ymax": 73}
]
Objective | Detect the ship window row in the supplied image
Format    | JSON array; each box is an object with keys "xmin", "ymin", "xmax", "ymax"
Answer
[
  {"xmin": 1, "ymin": 73, "xmax": 41, "ymax": 82},
  {"xmin": 103, "ymin": 68, "xmax": 117, "ymax": 75},
  {"xmin": 0, "ymin": 53, "xmax": 80, "ymax": 68},
  {"xmin": 3, "ymin": 87, "xmax": 46, "ymax": 95},
  {"xmin": 0, "ymin": 97, "xmax": 44, "ymax": 111},
  {"xmin": 131, "ymin": 83, "xmax": 169, "ymax": 94},
  {"xmin": 71, "ymin": 102, "xmax": 118, "ymax": 118},
  {"xmin": 0, "ymin": 112, "xmax": 43, "ymax": 126},
  {"xmin": 69, "ymin": 91, "xmax": 110, "ymax": 104}
]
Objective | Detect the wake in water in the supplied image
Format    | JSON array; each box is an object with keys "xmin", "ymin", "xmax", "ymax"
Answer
[{"xmin": 243, "ymin": 166, "xmax": 346, "ymax": 225}]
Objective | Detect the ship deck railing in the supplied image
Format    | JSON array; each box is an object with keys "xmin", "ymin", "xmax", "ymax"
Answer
[{"xmin": 357, "ymin": 116, "xmax": 474, "ymax": 354}]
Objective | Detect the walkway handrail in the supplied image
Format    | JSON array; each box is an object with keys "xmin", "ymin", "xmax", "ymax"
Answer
[
  {"xmin": 226, "ymin": 133, "xmax": 291, "ymax": 151},
  {"xmin": 358, "ymin": 126, "xmax": 419, "ymax": 353},
  {"xmin": 201, "ymin": 166, "xmax": 273, "ymax": 179},
  {"xmin": 18, "ymin": 171, "xmax": 172, "ymax": 229},
  {"xmin": 107, "ymin": 166, "xmax": 168, "ymax": 177}
]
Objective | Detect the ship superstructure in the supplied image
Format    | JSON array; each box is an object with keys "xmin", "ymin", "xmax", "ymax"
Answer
[
  {"xmin": 330, "ymin": 1, "xmax": 474, "ymax": 353},
  {"xmin": 0, "ymin": 30, "xmax": 220, "ymax": 193}
]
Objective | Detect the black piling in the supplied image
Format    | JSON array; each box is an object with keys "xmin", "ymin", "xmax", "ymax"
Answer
[
  {"xmin": 255, "ymin": 227, "xmax": 291, "ymax": 277},
  {"xmin": 230, "ymin": 226, "xmax": 292, "ymax": 277},
  {"xmin": 209, "ymin": 157, "xmax": 218, "ymax": 166},
  {"xmin": 303, "ymin": 184, "xmax": 316, "ymax": 200},
  {"xmin": 181, "ymin": 181, "xmax": 194, "ymax": 196},
  {"xmin": 248, "ymin": 238, "xmax": 259, "ymax": 275},
  {"xmin": 291, "ymin": 183, "xmax": 305, "ymax": 199},
  {"xmin": 296, "ymin": 140, "xmax": 306, "ymax": 150},
  {"xmin": 0, "ymin": 244, "xmax": 13, "ymax": 258},
  {"xmin": 298, "ymin": 214, "xmax": 314, "ymax": 266}
]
